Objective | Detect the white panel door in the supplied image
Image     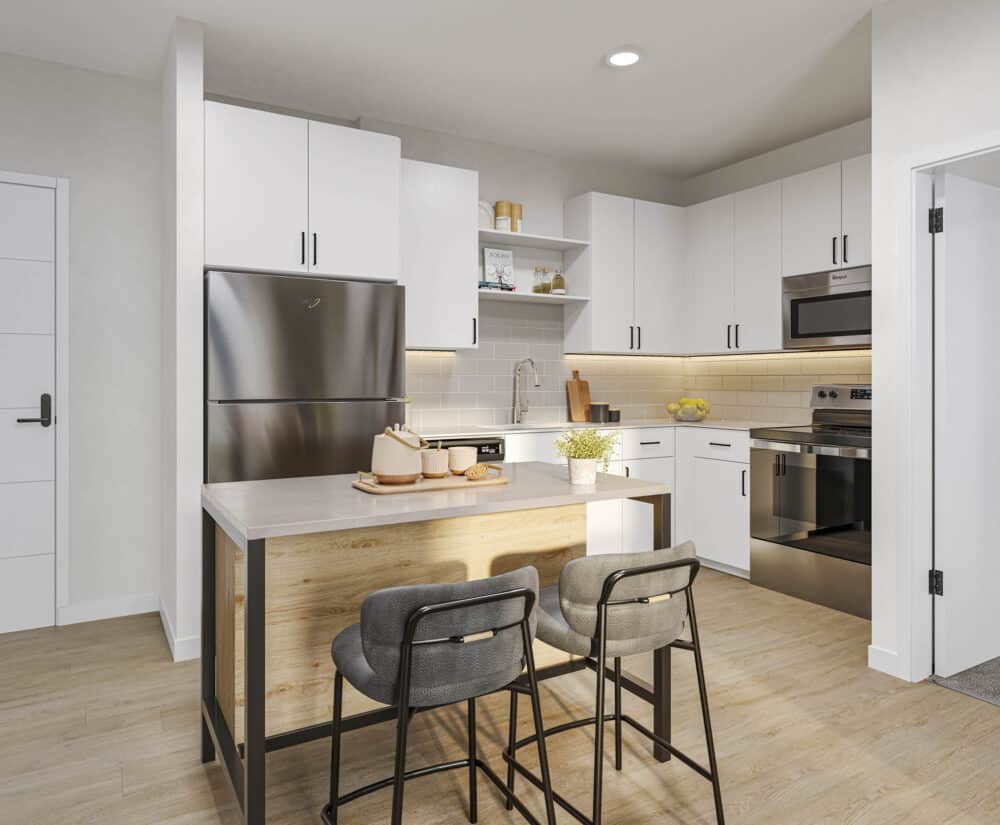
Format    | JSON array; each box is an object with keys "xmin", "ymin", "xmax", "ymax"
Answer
[
  {"xmin": 781, "ymin": 161, "xmax": 842, "ymax": 276},
  {"xmin": 587, "ymin": 460, "xmax": 624, "ymax": 555},
  {"xmin": 686, "ymin": 195, "xmax": 734, "ymax": 353},
  {"xmin": 621, "ymin": 457, "xmax": 675, "ymax": 552},
  {"xmin": 204, "ymin": 102, "xmax": 309, "ymax": 273},
  {"xmin": 309, "ymin": 121, "xmax": 401, "ymax": 281},
  {"xmin": 400, "ymin": 160, "xmax": 478, "ymax": 349},
  {"xmin": 841, "ymin": 155, "xmax": 872, "ymax": 269},
  {"xmin": 691, "ymin": 458, "xmax": 749, "ymax": 572},
  {"xmin": 588, "ymin": 194, "xmax": 636, "ymax": 353},
  {"xmin": 934, "ymin": 172, "xmax": 1000, "ymax": 677},
  {"xmin": 634, "ymin": 200, "xmax": 685, "ymax": 354},
  {"xmin": 0, "ymin": 183, "xmax": 53, "ymax": 261},
  {"xmin": 0, "ymin": 181, "xmax": 56, "ymax": 633},
  {"xmin": 733, "ymin": 182, "xmax": 782, "ymax": 351}
]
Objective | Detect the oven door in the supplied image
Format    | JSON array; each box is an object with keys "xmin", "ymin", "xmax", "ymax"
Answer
[
  {"xmin": 782, "ymin": 267, "xmax": 872, "ymax": 349},
  {"xmin": 750, "ymin": 444, "xmax": 871, "ymax": 565}
]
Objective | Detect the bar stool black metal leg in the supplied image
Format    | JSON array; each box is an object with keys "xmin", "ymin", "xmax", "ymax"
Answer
[
  {"xmin": 521, "ymin": 622, "xmax": 557, "ymax": 825},
  {"xmin": 592, "ymin": 607, "xmax": 608, "ymax": 825},
  {"xmin": 390, "ymin": 706, "xmax": 413, "ymax": 825},
  {"xmin": 504, "ymin": 688, "xmax": 518, "ymax": 811},
  {"xmin": 467, "ymin": 698, "xmax": 478, "ymax": 823},
  {"xmin": 614, "ymin": 657, "xmax": 623, "ymax": 771},
  {"xmin": 326, "ymin": 671, "xmax": 343, "ymax": 825},
  {"xmin": 688, "ymin": 593, "xmax": 725, "ymax": 825}
]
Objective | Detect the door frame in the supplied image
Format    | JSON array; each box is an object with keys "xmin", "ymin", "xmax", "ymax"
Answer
[{"xmin": 0, "ymin": 169, "xmax": 70, "ymax": 616}]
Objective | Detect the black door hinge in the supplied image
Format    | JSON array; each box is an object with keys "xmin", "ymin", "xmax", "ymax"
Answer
[
  {"xmin": 928, "ymin": 207, "xmax": 944, "ymax": 234},
  {"xmin": 929, "ymin": 569, "xmax": 944, "ymax": 596}
]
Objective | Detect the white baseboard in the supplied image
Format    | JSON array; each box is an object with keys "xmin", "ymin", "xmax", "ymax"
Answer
[
  {"xmin": 56, "ymin": 592, "xmax": 158, "ymax": 626},
  {"xmin": 868, "ymin": 644, "xmax": 903, "ymax": 678},
  {"xmin": 698, "ymin": 558, "xmax": 750, "ymax": 579},
  {"xmin": 158, "ymin": 599, "xmax": 200, "ymax": 662}
]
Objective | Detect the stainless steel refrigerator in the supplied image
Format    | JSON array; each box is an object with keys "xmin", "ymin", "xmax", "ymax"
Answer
[{"xmin": 205, "ymin": 270, "xmax": 406, "ymax": 483}]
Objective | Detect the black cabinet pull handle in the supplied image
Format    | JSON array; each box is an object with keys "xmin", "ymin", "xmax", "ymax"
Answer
[
  {"xmin": 774, "ymin": 456, "xmax": 781, "ymax": 477},
  {"xmin": 708, "ymin": 441, "xmax": 731, "ymax": 448},
  {"xmin": 472, "ymin": 317, "xmax": 477, "ymax": 345},
  {"xmin": 726, "ymin": 324, "xmax": 731, "ymax": 349},
  {"xmin": 843, "ymin": 234, "xmax": 848, "ymax": 263},
  {"xmin": 312, "ymin": 233, "xmax": 317, "ymax": 266},
  {"xmin": 625, "ymin": 466, "xmax": 630, "ymax": 478},
  {"xmin": 735, "ymin": 323, "xmax": 740, "ymax": 349},
  {"xmin": 832, "ymin": 236, "xmax": 838, "ymax": 265},
  {"xmin": 741, "ymin": 468, "xmax": 747, "ymax": 497},
  {"xmin": 637, "ymin": 325, "xmax": 641, "ymax": 350},
  {"xmin": 629, "ymin": 325, "xmax": 634, "ymax": 350},
  {"xmin": 17, "ymin": 393, "xmax": 51, "ymax": 427},
  {"xmin": 300, "ymin": 231, "xmax": 305, "ymax": 265},
  {"xmin": 639, "ymin": 440, "xmax": 661, "ymax": 446}
]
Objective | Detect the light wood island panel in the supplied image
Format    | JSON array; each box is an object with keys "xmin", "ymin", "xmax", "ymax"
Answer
[{"xmin": 216, "ymin": 504, "xmax": 587, "ymax": 742}]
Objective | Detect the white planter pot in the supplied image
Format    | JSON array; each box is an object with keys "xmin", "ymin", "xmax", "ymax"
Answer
[{"xmin": 568, "ymin": 457, "xmax": 598, "ymax": 486}]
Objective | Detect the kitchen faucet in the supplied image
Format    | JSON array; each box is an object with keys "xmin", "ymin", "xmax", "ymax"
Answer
[{"xmin": 511, "ymin": 358, "xmax": 541, "ymax": 424}]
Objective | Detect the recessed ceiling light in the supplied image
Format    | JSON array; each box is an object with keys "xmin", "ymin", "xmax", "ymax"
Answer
[{"xmin": 606, "ymin": 49, "xmax": 640, "ymax": 68}]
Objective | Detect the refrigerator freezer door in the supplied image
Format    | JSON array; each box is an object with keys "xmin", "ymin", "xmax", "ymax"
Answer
[
  {"xmin": 206, "ymin": 270, "xmax": 405, "ymax": 401},
  {"xmin": 206, "ymin": 400, "xmax": 406, "ymax": 482}
]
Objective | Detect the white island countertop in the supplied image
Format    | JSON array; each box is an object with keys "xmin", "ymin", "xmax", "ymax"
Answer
[{"xmin": 203, "ymin": 461, "xmax": 670, "ymax": 549}]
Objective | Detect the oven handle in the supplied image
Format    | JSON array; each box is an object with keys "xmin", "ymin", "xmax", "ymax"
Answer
[{"xmin": 751, "ymin": 438, "xmax": 871, "ymax": 460}]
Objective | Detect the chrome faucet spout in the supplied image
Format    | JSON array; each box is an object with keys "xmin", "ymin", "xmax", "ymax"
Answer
[{"xmin": 512, "ymin": 358, "xmax": 541, "ymax": 424}]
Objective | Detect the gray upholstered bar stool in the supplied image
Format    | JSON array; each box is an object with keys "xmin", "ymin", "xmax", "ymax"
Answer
[
  {"xmin": 503, "ymin": 541, "xmax": 725, "ymax": 825},
  {"xmin": 322, "ymin": 566, "xmax": 557, "ymax": 825}
]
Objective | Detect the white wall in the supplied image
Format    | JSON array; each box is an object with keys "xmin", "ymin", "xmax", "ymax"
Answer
[
  {"xmin": 679, "ymin": 119, "xmax": 871, "ymax": 204},
  {"xmin": 870, "ymin": 0, "xmax": 1000, "ymax": 680},
  {"xmin": 160, "ymin": 20, "xmax": 205, "ymax": 661},
  {"xmin": 0, "ymin": 52, "xmax": 162, "ymax": 624},
  {"xmin": 359, "ymin": 116, "xmax": 681, "ymax": 234}
]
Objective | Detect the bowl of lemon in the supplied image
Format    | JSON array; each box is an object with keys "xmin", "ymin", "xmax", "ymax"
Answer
[{"xmin": 666, "ymin": 397, "xmax": 711, "ymax": 422}]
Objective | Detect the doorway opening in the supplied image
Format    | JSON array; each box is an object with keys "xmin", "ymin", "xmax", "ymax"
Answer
[{"xmin": 923, "ymin": 148, "xmax": 1000, "ymax": 704}]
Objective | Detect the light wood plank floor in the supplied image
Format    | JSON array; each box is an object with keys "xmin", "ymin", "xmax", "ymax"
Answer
[{"xmin": 2, "ymin": 570, "xmax": 999, "ymax": 825}]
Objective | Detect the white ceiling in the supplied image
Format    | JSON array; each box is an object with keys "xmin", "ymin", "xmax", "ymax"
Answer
[{"xmin": 0, "ymin": 0, "xmax": 874, "ymax": 178}]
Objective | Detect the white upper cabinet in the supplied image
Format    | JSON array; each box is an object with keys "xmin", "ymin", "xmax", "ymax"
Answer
[
  {"xmin": 841, "ymin": 155, "xmax": 872, "ymax": 269},
  {"xmin": 400, "ymin": 160, "xmax": 478, "ymax": 350},
  {"xmin": 205, "ymin": 102, "xmax": 309, "ymax": 273},
  {"xmin": 686, "ymin": 195, "xmax": 734, "ymax": 354},
  {"xmin": 781, "ymin": 161, "xmax": 842, "ymax": 277},
  {"xmin": 732, "ymin": 181, "xmax": 782, "ymax": 351},
  {"xmin": 781, "ymin": 155, "xmax": 871, "ymax": 276},
  {"xmin": 634, "ymin": 200, "xmax": 686, "ymax": 354},
  {"xmin": 205, "ymin": 101, "xmax": 401, "ymax": 280},
  {"xmin": 308, "ymin": 121, "xmax": 401, "ymax": 281},
  {"xmin": 564, "ymin": 193, "xmax": 684, "ymax": 354}
]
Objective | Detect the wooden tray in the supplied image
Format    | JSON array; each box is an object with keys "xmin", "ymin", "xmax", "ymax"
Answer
[{"xmin": 353, "ymin": 467, "xmax": 508, "ymax": 495}]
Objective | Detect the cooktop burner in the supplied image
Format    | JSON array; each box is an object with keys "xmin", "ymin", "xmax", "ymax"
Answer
[{"xmin": 750, "ymin": 424, "xmax": 871, "ymax": 449}]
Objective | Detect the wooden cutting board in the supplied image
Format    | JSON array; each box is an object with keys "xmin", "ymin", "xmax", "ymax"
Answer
[
  {"xmin": 353, "ymin": 468, "xmax": 508, "ymax": 495},
  {"xmin": 566, "ymin": 370, "xmax": 591, "ymax": 422}
]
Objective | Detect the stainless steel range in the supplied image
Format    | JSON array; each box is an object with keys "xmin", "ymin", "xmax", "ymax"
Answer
[{"xmin": 749, "ymin": 385, "xmax": 872, "ymax": 619}]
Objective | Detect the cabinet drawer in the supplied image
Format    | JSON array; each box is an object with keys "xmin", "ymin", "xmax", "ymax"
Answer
[
  {"xmin": 620, "ymin": 427, "xmax": 674, "ymax": 460},
  {"xmin": 682, "ymin": 428, "xmax": 749, "ymax": 462}
]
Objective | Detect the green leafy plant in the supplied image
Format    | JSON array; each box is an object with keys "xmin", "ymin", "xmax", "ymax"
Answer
[{"xmin": 554, "ymin": 429, "xmax": 618, "ymax": 471}]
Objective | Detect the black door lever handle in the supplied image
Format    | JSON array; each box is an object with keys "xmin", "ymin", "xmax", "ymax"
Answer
[{"xmin": 17, "ymin": 393, "xmax": 52, "ymax": 427}]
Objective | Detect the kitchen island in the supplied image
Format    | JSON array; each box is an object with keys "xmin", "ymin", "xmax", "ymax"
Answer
[{"xmin": 201, "ymin": 461, "xmax": 672, "ymax": 825}]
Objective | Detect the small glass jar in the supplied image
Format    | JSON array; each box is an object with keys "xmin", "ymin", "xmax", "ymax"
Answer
[
  {"xmin": 532, "ymin": 266, "xmax": 545, "ymax": 294},
  {"xmin": 550, "ymin": 269, "xmax": 566, "ymax": 294},
  {"xmin": 540, "ymin": 267, "xmax": 552, "ymax": 294}
]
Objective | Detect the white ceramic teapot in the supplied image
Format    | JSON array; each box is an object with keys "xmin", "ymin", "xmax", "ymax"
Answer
[{"xmin": 370, "ymin": 425, "xmax": 424, "ymax": 484}]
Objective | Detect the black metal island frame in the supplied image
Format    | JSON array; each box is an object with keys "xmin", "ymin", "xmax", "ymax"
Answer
[{"xmin": 199, "ymin": 461, "xmax": 677, "ymax": 825}]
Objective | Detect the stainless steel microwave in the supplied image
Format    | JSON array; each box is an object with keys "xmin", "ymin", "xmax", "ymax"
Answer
[{"xmin": 782, "ymin": 266, "xmax": 872, "ymax": 350}]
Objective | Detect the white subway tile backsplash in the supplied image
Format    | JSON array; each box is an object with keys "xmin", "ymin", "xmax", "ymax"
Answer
[{"xmin": 405, "ymin": 303, "xmax": 870, "ymax": 433}]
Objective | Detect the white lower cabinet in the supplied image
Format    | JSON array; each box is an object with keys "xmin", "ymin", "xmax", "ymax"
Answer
[
  {"xmin": 621, "ymin": 457, "xmax": 675, "ymax": 552},
  {"xmin": 675, "ymin": 428, "xmax": 750, "ymax": 574}
]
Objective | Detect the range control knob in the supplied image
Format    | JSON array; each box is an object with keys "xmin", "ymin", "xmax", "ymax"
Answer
[
  {"xmin": 829, "ymin": 390, "xmax": 839, "ymax": 399},
  {"xmin": 817, "ymin": 390, "xmax": 828, "ymax": 399}
]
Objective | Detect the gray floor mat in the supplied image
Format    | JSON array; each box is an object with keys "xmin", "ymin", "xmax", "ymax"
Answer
[{"xmin": 933, "ymin": 656, "xmax": 1000, "ymax": 706}]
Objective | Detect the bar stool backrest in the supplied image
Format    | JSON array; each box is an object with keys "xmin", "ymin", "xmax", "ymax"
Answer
[
  {"xmin": 559, "ymin": 542, "xmax": 697, "ymax": 651},
  {"xmin": 360, "ymin": 566, "xmax": 539, "ymax": 705}
]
